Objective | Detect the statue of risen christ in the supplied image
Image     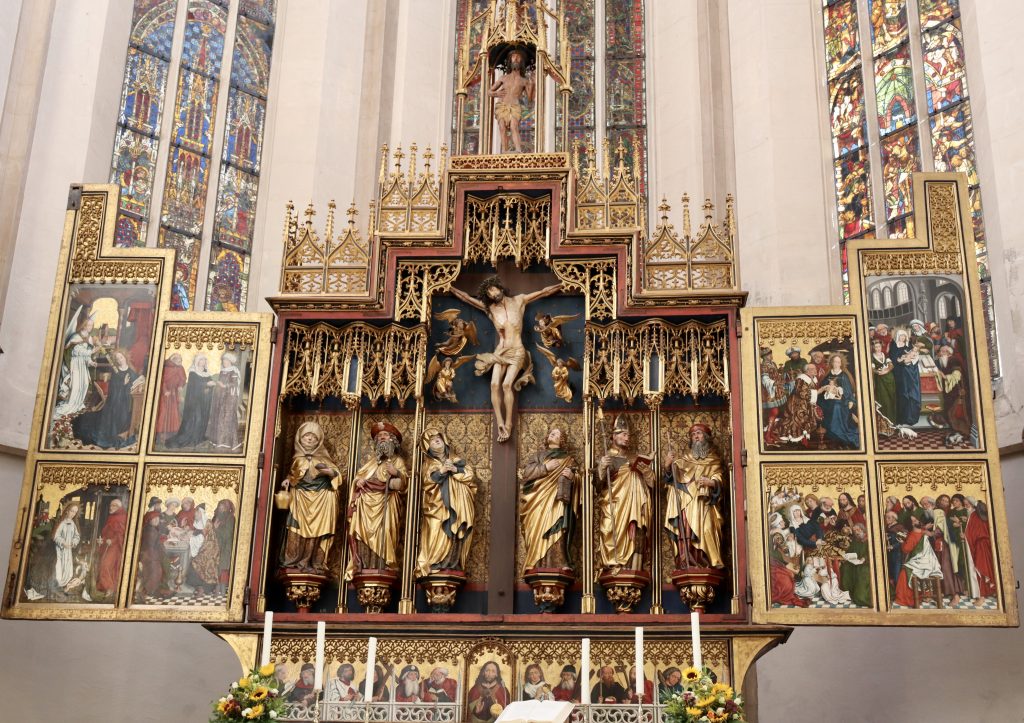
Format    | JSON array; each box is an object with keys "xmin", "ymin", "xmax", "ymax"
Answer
[{"xmin": 450, "ymin": 276, "xmax": 562, "ymax": 442}]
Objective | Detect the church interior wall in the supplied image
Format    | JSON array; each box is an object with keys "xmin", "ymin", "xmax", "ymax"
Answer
[{"xmin": 0, "ymin": 0, "xmax": 1022, "ymax": 720}]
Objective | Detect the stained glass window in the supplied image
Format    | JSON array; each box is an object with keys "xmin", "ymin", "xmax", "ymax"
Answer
[
  {"xmin": 207, "ymin": 1, "xmax": 276, "ymax": 309},
  {"xmin": 555, "ymin": 0, "xmax": 596, "ymax": 153},
  {"xmin": 819, "ymin": 0, "xmax": 999, "ymax": 375},
  {"xmin": 157, "ymin": 0, "xmax": 228, "ymax": 310},
  {"xmin": 109, "ymin": 1, "xmax": 178, "ymax": 247},
  {"xmin": 451, "ymin": 0, "xmax": 490, "ymax": 155},
  {"xmin": 605, "ymin": 0, "xmax": 648, "ymax": 197}
]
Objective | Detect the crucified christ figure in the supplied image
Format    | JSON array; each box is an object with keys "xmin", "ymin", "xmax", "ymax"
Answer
[{"xmin": 450, "ymin": 276, "xmax": 562, "ymax": 443}]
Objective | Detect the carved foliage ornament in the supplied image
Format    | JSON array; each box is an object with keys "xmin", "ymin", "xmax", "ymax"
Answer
[
  {"xmin": 38, "ymin": 463, "xmax": 136, "ymax": 491},
  {"xmin": 164, "ymin": 324, "xmax": 258, "ymax": 350},
  {"xmin": 70, "ymin": 192, "xmax": 162, "ymax": 283}
]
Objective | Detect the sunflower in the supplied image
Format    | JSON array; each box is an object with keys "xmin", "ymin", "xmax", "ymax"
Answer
[
  {"xmin": 238, "ymin": 676, "xmax": 252, "ymax": 689},
  {"xmin": 685, "ymin": 707, "xmax": 703, "ymax": 717},
  {"xmin": 697, "ymin": 695, "xmax": 717, "ymax": 708},
  {"xmin": 259, "ymin": 663, "xmax": 277, "ymax": 677},
  {"xmin": 245, "ymin": 703, "xmax": 265, "ymax": 719},
  {"xmin": 251, "ymin": 686, "xmax": 269, "ymax": 701},
  {"xmin": 711, "ymin": 682, "xmax": 733, "ymax": 698},
  {"xmin": 681, "ymin": 667, "xmax": 702, "ymax": 682}
]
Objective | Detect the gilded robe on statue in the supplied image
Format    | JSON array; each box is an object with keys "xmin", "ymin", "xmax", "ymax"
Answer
[
  {"xmin": 279, "ymin": 421, "xmax": 342, "ymax": 572},
  {"xmin": 345, "ymin": 423, "xmax": 408, "ymax": 577},
  {"xmin": 519, "ymin": 428, "xmax": 577, "ymax": 570},
  {"xmin": 664, "ymin": 424, "xmax": 725, "ymax": 569},
  {"xmin": 596, "ymin": 418, "xmax": 654, "ymax": 574},
  {"xmin": 416, "ymin": 428, "xmax": 477, "ymax": 577}
]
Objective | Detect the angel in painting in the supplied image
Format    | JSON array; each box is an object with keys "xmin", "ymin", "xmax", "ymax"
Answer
[{"xmin": 426, "ymin": 354, "xmax": 475, "ymax": 403}]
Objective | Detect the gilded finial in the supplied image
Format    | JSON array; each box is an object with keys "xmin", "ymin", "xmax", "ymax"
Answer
[
  {"xmin": 304, "ymin": 202, "xmax": 316, "ymax": 227},
  {"xmin": 325, "ymin": 199, "xmax": 336, "ymax": 240},
  {"xmin": 725, "ymin": 193, "xmax": 736, "ymax": 239},
  {"xmin": 682, "ymin": 193, "xmax": 691, "ymax": 238},
  {"xmin": 423, "ymin": 145, "xmax": 434, "ymax": 177},
  {"xmin": 703, "ymin": 198, "xmax": 714, "ymax": 220},
  {"xmin": 602, "ymin": 137, "xmax": 610, "ymax": 181},
  {"xmin": 408, "ymin": 142, "xmax": 418, "ymax": 187},
  {"xmin": 393, "ymin": 145, "xmax": 405, "ymax": 174},
  {"xmin": 571, "ymin": 138, "xmax": 581, "ymax": 176},
  {"xmin": 378, "ymin": 144, "xmax": 389, "ymax": 185},
  {"xmin": 346, "ymin": 201, "xmax": 358, "ymax": 228},
  {"xmin": 367, "ymin": 199, "xmax": 377, "ymax": 235},
  {"xmin": 658, "ymin": 196, "xmax": 670, "ymax": 223}
]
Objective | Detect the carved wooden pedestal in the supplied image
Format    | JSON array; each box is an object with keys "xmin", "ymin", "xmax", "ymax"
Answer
[
  {"xmin": 671, "ymin": 567, "xmax": 726, "ymax": 612},
  {"xmin": 352, "ymin": 568, "xmax": 399, "ymax": 613},
  {"xmin": 523, "ymin": 567, "xmax": 576, "ymax": 613},
  {"xmin": 598, "ymin": 569, "xmax": 651, "ymax": 613},
  {"xmin": 276, "ymin": 568, "xmax": 329, "ymax": 613},
  {"xmin": 418, "ymin": 569, "xmax": 467, "ymax": 613}
]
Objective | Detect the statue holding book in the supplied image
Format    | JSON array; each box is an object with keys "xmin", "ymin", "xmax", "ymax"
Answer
[{"xmin": 595, "ymin": 415, "xmax": 655, "ymax": 576}]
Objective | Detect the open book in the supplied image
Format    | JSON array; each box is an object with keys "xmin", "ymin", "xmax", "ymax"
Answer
[{"xmin": 496, "ymin": 700, "xmax": 575, "ymax": 723}]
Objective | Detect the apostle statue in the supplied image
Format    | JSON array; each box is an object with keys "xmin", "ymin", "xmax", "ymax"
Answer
[
  {"xmin": 345, "ymin": 422, "xmax": 408, "ymax": 578},
  {"xmin": 663, "ymin": 424, "xmax": 726, "ymax": 570},
  {"xmin": 596, "ymin": 415, "xmax": 655, "ymax": 574},
  {"xmin": 519, "ymin": 427, "xmax": 578, "ymax": 570},
  {"xmin": 416, "ymin": 427, "xmax": 478, "ymax": 577},
  {"xmin": 278, "ymin": 421, "xmax": 342, "ymax": 572}
]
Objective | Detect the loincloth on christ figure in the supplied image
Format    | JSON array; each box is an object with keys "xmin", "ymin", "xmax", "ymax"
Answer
[
  {"xmin": 494, "ymin": 101, "xmax": 523, "ymax": 123},
  {"xmin": 474, "ymin": 345, "xmax": 535, "ymax": 391}
]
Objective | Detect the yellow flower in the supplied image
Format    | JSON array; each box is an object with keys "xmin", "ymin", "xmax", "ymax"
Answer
[
  {"xmin": 682, "ymin": 667, "xmax": 702, "ymax": 682},
  {"xmin": 245, "ymin": 703, "xmax": 265, "ymax": 719},
  {"xmin": 697, "ymin": 695, "xmax": 717, "ymax": 708},
  {"xmin": 251, "ymin": 686, "xmax": 269, "ymax": 701},
  {"xmin": 217, "ymin": 701, "xmax": 229, "ymax": 714},
  {"xmin": 238, "ymin": 676, "xmax": 252, "ymax": 689},
  {"xmin": 686, "ymin": 707, "xmax": 703, "ymax": 717},
  {"xmin": 259, "ymin": 663, "xmax": 276, "ymax": 677},
  {"xmin": 711, "ymin": 683, "xmax": 733, "ymax": 697}
]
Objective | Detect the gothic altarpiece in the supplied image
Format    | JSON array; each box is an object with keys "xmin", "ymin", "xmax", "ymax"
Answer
[{"xmin": 2, "ymin": 2, "xmax": 1017, "ymax": 721}]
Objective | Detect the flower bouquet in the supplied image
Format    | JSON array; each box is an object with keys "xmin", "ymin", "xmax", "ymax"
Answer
[
  {"xmin": 663, "ymin": 667, "xmax": 745, "ymax": 723},
  {"xmin": 211, "ymin": 664, "xmax": 288, "ymax": 722}
]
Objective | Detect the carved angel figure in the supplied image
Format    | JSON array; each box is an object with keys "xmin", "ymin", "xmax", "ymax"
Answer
[
  {"xmin": 536, "ymin": 345, "xmax": 581, "ymax": 403},
  {"xmin": 434, "ymin": 308, "xmax": 479, "ymax": 356},
  {"xmin": 533, "ymin": 312, "xmax": 579, "ymax": 348},
  {"xmin": 426, "ymin": 354, "xmax": 474, "ymax": 403}
]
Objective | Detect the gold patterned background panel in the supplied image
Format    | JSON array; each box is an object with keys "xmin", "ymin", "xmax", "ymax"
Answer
[
  {"xmin": 515, "ymin": 412, "xmax": 585, "ymax": 580},
  {"xmin": 861, "ymin": 273, "xmax": 983, "ymax": 452},
  {"xmin": 876, "ymin": 461, "xmax": 1005, "ymax": 615},
  {"xmin": 753, "ymin": 315, "xmax": 864, "ymax": 454},
  {"xmin": 422, "ymin": 414, "xmax": 493, "ymax": 585},
  {"xmin": 128, "ymin": 465, "xmax": 243, "ymax": 611},
  {"xmin": 11, "ymin": 463, "xmax": 136, "ymax": 612},
  {"xmin": 758, "ymin": 463, "xmax": 875, "ymax": 613},
  {"xmin": 589, "ymin": 639, "xmax": 731, "ymax": 692}
]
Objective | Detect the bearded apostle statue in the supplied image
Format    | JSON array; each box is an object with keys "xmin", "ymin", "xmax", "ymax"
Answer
[
  {"xmin": 416, "ymin": 427, "xmax": 478, "ymax": 577},
  {"xmin": 663, "ymin": 424, "xmax": 726, "ymax": 570},
  {"xmin": 519, "ymin": 427, "xmax": 578, "ymax": 571},
  {"xmin": 278, "ymin": 421, "xmax": 342, "ymax": 572},
  {"xmin": 596, "ymin": 415, "xmax": 655, "ymax": 577},
  {"xmin": 345, "ymin": 422, "xmax": 408, "ymax": 581}
]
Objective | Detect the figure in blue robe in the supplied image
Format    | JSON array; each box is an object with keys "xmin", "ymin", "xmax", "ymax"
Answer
[
  {"xmin": 818, "ymin": 364, "xmax": 859, "ymax": 448},
  {"xmin": 888, "ymin": 331, "xmax": 921, "ymax": 425}
]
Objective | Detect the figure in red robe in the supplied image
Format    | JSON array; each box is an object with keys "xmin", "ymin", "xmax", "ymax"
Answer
[
  {"xmin": 893, "ymin": 517, "xmax": 943, "ymax": 607},
  {"xmin": 155, "ymin": 354, "xmax": 187, "ymax": 436},
  {"xmin": 965, "ymin": 500, "xmax": 997, "ymax": 597},
  {"xmin": 422, "ymin": 667, "xmax": 458, "ymax": 703},
  {"xmin": 96, "ymin": 498, "xmax": 127, "ymax": 595},
  {"xmin": 768, "ymin": 533, "xmax": 807, "ymax": 607},
  {"xmin": 468, "ymin": 661, "xmax": 510, "ymax": 723}
]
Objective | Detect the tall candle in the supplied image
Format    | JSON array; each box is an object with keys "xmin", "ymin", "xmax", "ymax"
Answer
[
  {"xmin": 363, "ymin": 636, "xmax": 378, "ymax": 702},
  {"xmin": 260, "ymin": 611, "xmax": 274, "ymax": 667},
  {"xmin": 634, "ymin": 627, "xmax": 644, "ymax": 703},
  {"xmin": 690, "ymin": 611, "xmax": 702, "ymax": 670},
  {"xmin": 581, "ymin": 638, "xmax": 591, "ymax": 703},
  {"xmin": 314, "ymin": 621, "xmax": 326, "ymax": 691}
]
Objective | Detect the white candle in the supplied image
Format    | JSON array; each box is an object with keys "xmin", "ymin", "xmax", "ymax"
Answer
[
  {"xmin": 634, "ymin": 627, "xmax": 644, "ymax": 703},
  {"xmin": 260, "ymin": 611, "xmax": 274, "ymax": 667},
  {"xmin": 581, "ymin": 638, "xmax": 590, "ymax": 703},
  {"xmin": 363, "ymin": 636, "xmax": 378, "ymax": 702},
  {"xmin": 314, "ymin": 621, "xmax": 326, "ymax": 691},
  {"xmin": 690, "ymin": 611, "xmax": 702, "ymax": 670}
]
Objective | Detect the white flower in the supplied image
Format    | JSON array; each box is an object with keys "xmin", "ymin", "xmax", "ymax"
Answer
[
  {"xmin": 716, "ymin": 708, "xmax": 725, "ymax": 715},
  {"xmin": 218, "ymin": 697, "xmax": 227, "ymax": 704},
  {"xmin": 735, "ymin": 696, "xmax": 742, "ymax": 705},
  {"xmin": 231, "ymin": 682, "xmax": 239, "ymax": 690},
  {"xmin": 227, "ymin": 694, "xmax": 234, "ymax": 701},
  {"xmin": 242, "ymin": 708, "xmax": 251, "ymax": 716},
  {"xmin": 270, "ymin": 713, "xmax": 279, "ymax": 720}
]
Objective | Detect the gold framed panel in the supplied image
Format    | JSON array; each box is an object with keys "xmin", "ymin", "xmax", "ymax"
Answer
[
  {"xmin": 2, "ymin": 185, "xmax": 273, "ymax": 622},
  {"xmin": 742, "ymin": 173, "xmax": 1017, "ymax": 626}
]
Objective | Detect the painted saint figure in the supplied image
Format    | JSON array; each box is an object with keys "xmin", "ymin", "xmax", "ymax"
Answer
[
  {"xmin": 519, "ymin": 427, "xmax": 578, "ymax": 570},
  {"xmin": 596, "ymin": 415, "xmax": 655, "ymax": 575},
  {"xmin": 95, "ymin": 498, "xmax": 128, "ymax": 599},
  {"xmin": 818, "ymin": 353, "xmax": 859, "ymax": 448},
  {"xmin": 467, "ymin": 661, "xmax": 510, "ymax": 723},
  {"xmin": 663, "ymin": 424, "xmax": 726, "ymax": 569},
  {"xmin": 345, "ymin": 422, "xmax": 408, "ymax": 577},
  {"xmin": 415, "ymin": 427, "xmax": 477, "ymax": 577},
  {"xmin": 278, "ymin": 421, "xmax": 342, "ymax": 572},
  {"xmin": 164, "ymin": 354, "xmax": 214, "ymax": 448},
  {"xmin": 52, "ymin": 503, "xmax": 82, "ymax": 593},
  {"xmin": 206, "ymin": 352, "xmax": 243, "ymax": 451},
  {"xmin": 53, "ymin": 308, "xmax": 97, "ymax": 419},
  {"xmin": 72, "ymin": 350, "xmax": 144, "ymax": 449},
  {"xmin": 450, "ymin": 276, "xmax": 561, "ymax": 442},
  {"xmin": 155, "ymin": 353, "xmax": 187, "ymax": 439},
  {"xmin": 889, "ymin": 328, "xmax": 922, "ymax": 426}
]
